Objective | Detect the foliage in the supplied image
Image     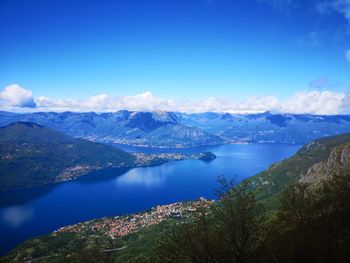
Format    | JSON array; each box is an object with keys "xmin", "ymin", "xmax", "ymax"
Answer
[
  {"xmin": 153, "ymin": 172, "xmax": 350, "ymax": 263},
  {"xmin": 245, "ymin": 133, "xmax": 350, "ymax": 205},
  {"xmin": 154, "ymin": 176, "xmax": 266, "ymax": 263},
  {"xmin": 260, "ymin": 171, "xmax": 350, "ymax": 263}
]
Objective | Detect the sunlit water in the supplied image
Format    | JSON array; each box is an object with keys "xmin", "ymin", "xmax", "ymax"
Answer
[{"xmin": 0, "ymin": 144, "xmax": 300, "ymax": 255}]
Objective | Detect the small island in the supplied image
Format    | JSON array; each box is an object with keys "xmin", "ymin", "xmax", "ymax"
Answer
[{"xmin": 195, "ymin": 151, "xmax": 217, "ymax": 161}]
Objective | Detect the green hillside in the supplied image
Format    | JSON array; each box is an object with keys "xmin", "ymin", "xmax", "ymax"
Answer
[
  {"xmin": 0, "ymin": 122, "xmax": 136, "ymax": 191},
  {"xmin": 245, "ymin": 133, "xmax": 350, "ymax": 210}
]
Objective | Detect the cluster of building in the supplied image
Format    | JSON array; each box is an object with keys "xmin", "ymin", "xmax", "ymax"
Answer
[
  {"xmin": 57, "ymin": 199, "xmax": 213, "ymax": 239},
  {"xmin": 133, "ymin": 152, "xmax": 216, "ymax": 166},
  {"xmin": 55, "ymin": 165, "xmax": 95, "ymax": 182},
  {"xmin": 133, "ymin": 152, "xmax": 190, "ymax": 166}
]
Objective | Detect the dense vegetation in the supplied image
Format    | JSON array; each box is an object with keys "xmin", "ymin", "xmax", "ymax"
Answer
[
  {"xmin": 246, "ymin": 133, "xmax": 350, "ymax": 210},
  {"xmin": 0, "ymin": 122, "xmax": 135, "ymax": 191},
  {"xmin": 155, "ymin": 177, "xmax": 265, "ymax": 263},
  {"xmin": 153, "ymin": 172, "xmax": 349, "ymax": 263}
]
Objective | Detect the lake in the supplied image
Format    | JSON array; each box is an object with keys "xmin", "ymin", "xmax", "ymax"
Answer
[{"xmin": 0, "ymin": 143, "xmax": 300, "ymax": 255}]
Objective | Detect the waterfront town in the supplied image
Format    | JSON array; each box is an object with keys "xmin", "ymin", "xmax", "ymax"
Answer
[{"xmin": 57, "ymin": 198, "xmax": 214, "ymax": 239}]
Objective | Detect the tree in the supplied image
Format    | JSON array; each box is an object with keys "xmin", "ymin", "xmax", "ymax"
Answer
[
  {"xmin": 212, "ymin": 176, "xmax": 265, "ymax": 263},
  {"xmin": 263, "ymin": 171, "xmax": 350, "ymax": 263},
  {"xmin": 154, "ymin": 175, "xmax": 265, "ymax": 263}
]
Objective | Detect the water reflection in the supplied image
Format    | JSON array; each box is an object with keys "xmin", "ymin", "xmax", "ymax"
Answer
[
  {"xmin": 1, "ymin": 205, "xmax": 33, "ymax": 228},
  {"xmin": 76, "ymin": 168, "xmax": 131, "ymax": 185},
  {"xmin": 115, "ymin": 165, "xmax": 174, "ymax": 187}
]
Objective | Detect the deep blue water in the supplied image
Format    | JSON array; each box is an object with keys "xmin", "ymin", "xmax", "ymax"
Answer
[{"xmin": 0, "ymin": 144, "xmax": 300, "ymax": 255}]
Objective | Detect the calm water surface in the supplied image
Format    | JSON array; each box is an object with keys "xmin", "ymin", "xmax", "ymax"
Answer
[{"xmin": 0, "ymin": 144, "xmax": 300, "ymax": 255}]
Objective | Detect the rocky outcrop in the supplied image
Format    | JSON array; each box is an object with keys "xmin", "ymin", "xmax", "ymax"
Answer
[{"xmin": 299, "ymin": 142, "xmax": 350, "ymax": 187}]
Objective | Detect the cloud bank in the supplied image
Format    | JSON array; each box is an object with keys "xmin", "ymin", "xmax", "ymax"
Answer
[
  {"xmin": 0, "ymin": 84, "xmax": 36, "ymax": 108},
  {"xmin": 1, "ymin": 84, "xmax": 349, "ymax": 115}
]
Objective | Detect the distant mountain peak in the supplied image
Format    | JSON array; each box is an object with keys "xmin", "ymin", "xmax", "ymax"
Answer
[{"xmin": 126, "ymin": 111, "xmax": 178, "ymax": 132}]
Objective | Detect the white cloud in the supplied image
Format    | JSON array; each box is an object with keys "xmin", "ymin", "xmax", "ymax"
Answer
[
  {"xmin": 0, "ymin": 84, "xmax": 36, "ymax": 108},
  {"xmin": 31, "ymin": 91, "xmax": 350, "ymax": 115},
  {"xmin": 35, "ymin": 96, "xmax": 80, "ymax": 110},
  {"xmin": 116, "ymin": 91, "xmax": 177, "ymax": 112},
  {"xmin": 342, "ymin": 91, "xmax": 350, "ymax": 109},
  {"xmin": 346, "ymin": 49, "xmax": 350, "ymax": 61},
  {"xmin": 280, "ymin": 91, "xmax": 346, "ymax": 115},
  {"xmin": 82, "ymin": 94, "xmax": 113, "ymax": 110},
  {"xmin": 1, "ymin": 84, "xmax": 350, "ymax": 115}
]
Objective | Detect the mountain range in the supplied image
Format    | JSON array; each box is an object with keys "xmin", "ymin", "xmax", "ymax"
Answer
[
  {"xmin": 1, "ymin": 111, "xmax": 350, "ymax": 147},
  {"xmin": 0, "ymin": 111, "xmax": 223, "ymax": 148}
]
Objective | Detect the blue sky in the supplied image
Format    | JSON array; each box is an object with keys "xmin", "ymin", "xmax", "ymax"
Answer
[{"xmin": 0, "ymin": 0, "xmax": 350, "ymax": 114}]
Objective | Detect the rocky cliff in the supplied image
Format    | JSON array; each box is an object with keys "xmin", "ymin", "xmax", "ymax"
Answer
[{"xmin": 299, "ymin": 142, "xmax": 350, "ymax": 187}]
